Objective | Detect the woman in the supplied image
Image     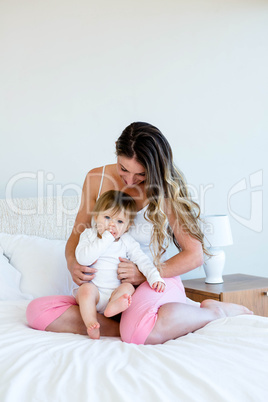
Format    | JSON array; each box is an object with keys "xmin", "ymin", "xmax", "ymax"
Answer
[{"xmin": 27, "ymin": 122, "xmax": 251, "ymax": 344}]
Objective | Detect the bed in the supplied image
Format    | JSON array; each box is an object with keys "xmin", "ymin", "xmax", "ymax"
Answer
[{"xmin": 0, "ymin": 196, "xmax": 268, "ymax": 402}]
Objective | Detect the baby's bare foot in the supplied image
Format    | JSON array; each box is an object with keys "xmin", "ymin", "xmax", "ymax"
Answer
[
  {"xmin": 201, "ymin": 299, "xmax": 254, "ymax": 318},
  {"xmin": 104, "ymin": 294, "xmax": 132, "ymax": 317},
  {"xmin": 87, "ymin": 322, "xmax": 100, "ymax": 339}
]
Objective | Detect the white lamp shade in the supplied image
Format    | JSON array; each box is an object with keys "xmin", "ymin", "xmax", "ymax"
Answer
[{"xmin": 203, "ymin": 215, "xmax": 233, "ymax": 248}]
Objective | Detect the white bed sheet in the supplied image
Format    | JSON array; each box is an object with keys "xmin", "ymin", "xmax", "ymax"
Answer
[{"xmin": 0, "ymin": 300, "xmax": 268, "ymax": 402}]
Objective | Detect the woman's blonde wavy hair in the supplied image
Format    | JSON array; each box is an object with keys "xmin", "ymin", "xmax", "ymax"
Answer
[{"xmin": 116, "ymin": 122, "xmax": 208, "ymax": 269}]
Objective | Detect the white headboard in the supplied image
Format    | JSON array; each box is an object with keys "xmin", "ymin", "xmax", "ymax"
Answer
[{"xmin": 0, "ymin": 196, "xmax": 81, "ymax": 240}]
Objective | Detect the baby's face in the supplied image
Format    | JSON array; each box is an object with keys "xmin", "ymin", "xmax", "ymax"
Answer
[{"xmin": 95, "ymin": 209, "xmax": 130, "ymax": 239}]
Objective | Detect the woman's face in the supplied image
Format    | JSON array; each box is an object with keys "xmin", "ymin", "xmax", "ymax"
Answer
[{"xmin": 117, "ymin": 156, "xmax": 146, "ymax": 187}]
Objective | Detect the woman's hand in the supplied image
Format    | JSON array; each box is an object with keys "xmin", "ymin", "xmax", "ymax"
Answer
[
  {"xmin": 117, "ymin": 257, "xmax": 146, "ymax": 286},
  {"xmin": 68, "ymin": 257, "xmax": 97, "ymax": 286}
]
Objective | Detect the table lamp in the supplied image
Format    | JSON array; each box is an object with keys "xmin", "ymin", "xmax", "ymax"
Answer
[{"xmin": 203, "ymin": 215, "xmax": 233, "ymax": 284}]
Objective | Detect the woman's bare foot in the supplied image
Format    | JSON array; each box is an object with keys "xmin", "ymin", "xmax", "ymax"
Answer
[
  {"xmin": 201, "ymin": 299, "xmax": 254, "ymax": 318},
  {"xmin": 87, "ymin": 322, "xmax": 100, "ymax": 339},
  {"xmin": 104, "ymin": 294, "xmax": 132, "ymax": 317}
]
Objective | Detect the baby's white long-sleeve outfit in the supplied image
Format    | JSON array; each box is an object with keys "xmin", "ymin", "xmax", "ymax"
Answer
[{"xmin": 74, "ymin": 228, "xmax": 165, "ymax": 313}]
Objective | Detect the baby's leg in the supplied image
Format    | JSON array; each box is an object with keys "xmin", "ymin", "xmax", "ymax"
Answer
[
  {"xmin": 104, "ymin": 283, "xmax": 135, "ymax": 317},
  {"xmin": 76, "ymin": 283, "xmax": 100, "ymax": 339}
]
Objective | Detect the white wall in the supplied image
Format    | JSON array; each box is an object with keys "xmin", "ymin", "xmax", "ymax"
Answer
[{"xmin": 1, "ymin": 0, "xmax": 267, "ymax": 278}]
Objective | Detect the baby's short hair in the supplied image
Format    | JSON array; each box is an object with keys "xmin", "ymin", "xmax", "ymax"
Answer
[{"xmin": 93, "ymin": 190, "xmax": 137, "ymax": 226}]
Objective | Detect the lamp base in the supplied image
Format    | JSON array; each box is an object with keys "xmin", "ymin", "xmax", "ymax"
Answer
[
  {"xmin": 203, "ymin": 248, "xmax": 225, "ymax": 284},
  {"xmin": 205, "ymin": 278, "xmax": 224, "ymax": 284}
]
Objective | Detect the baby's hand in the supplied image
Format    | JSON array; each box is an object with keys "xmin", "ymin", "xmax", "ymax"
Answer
[
  {"xmin": 152, "ymin": 281, "xmax": 166, "ymax": 293},
  {"xmin": 108, "ymin": 229, "xmax": 117, "ymax": 238}
]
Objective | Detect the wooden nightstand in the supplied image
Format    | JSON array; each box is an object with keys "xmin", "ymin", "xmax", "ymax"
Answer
[{"xmin": 182, "ymin": 274, "xmax": 268, "ymax": 317}]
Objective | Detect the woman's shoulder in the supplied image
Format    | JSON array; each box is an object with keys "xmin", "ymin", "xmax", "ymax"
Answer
[
  {"xmin": 86, "ymin": 164, "xmax": 117, "ymax": 178},
  {"xmin": 82, "ymin": 166, "xmax": 103, "ymax": 193},
  {"xmin": 83, "ymin": 164, "xmax": 120, "ymax": 196}
]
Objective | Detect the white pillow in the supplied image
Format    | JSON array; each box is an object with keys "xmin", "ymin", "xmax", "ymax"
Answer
[
  {"xmin": 0, "ymin": 247, "xmax": 31, "ymax": 300},
  {"xmin": 0, "ymin": 233, "xmax": 75, "ymax": 299}
]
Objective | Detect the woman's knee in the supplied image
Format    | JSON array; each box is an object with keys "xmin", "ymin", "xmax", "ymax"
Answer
[
  {"xmin": 26, "ymin": 299, "xmax": 40, "ymax": 329},
  {"xmin": 26, "ymin": 295, "xmax": 77, "ymax": 331}
]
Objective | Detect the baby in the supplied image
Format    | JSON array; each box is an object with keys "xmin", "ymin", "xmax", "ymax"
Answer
[{"xmin": 74, "ymin": 190, "xmax": 165, "ymax": 339}]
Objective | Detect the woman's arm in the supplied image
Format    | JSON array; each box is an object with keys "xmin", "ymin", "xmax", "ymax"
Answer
[
  {"xmin": 117, "ymin": 202, "xmax": 203, "ymax": 284},
  {"xmin": 65, "ymin": 168, "xmax": 101, "ymax": 285},
  {"xmin": 161, "ymin": 202, "xmax": 204, "ymax": 278}
]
